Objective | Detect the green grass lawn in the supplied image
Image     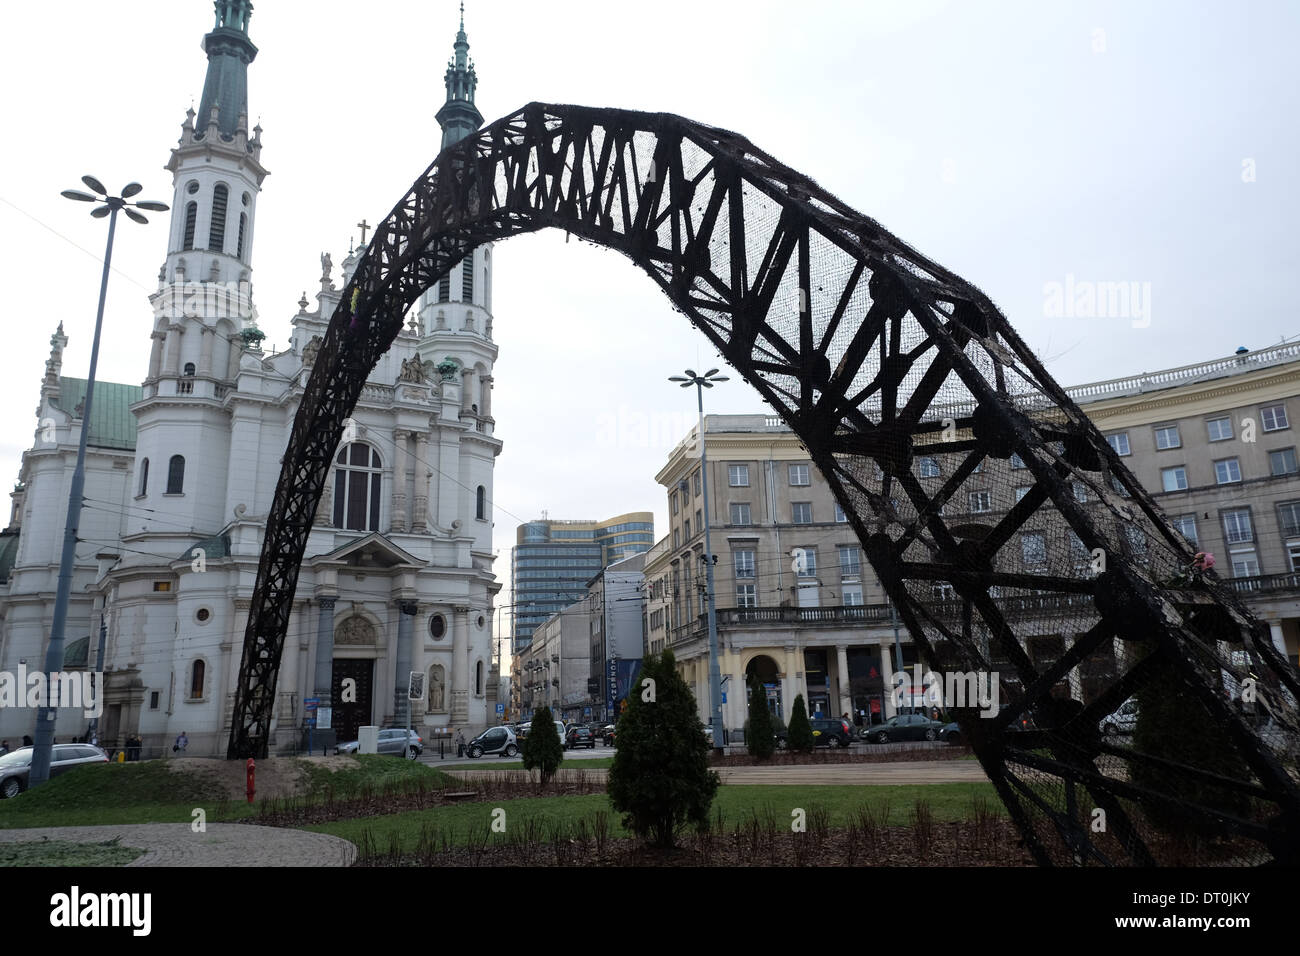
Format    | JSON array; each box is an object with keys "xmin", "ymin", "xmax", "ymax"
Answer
[
  {"xmin": 0, "ymin": 838, "xmax": 144, "ymax": 866},
  {"xmin": 307, "ymin": 782, "xmax": 1004, "ymax": 852}
]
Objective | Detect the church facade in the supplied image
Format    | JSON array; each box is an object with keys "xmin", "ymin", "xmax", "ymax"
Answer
[{"xmin": 0, "ymin": 2, "xmax": 503, "ymax": 756}]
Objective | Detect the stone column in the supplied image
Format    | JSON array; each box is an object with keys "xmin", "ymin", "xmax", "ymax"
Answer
[
  {"xmin": 880, "ymin": 641, "xmax": 896, "ymax": 720},
  {"xmin": 147, "ymin": 331, "xmax": 165, "ymax": 380},
  {"xmin": 165, "ymin": 324, "xmax": 184, "ymax": 375},
  {"xmin": 481, "ymin": 374, "xmax": 493, "ymax": 418},
  {"xmin": 393, "ymin": 601, "xmax": 417, "ymax": 725},
  {"xmin": 412, "ymin": 432, "xmax": 431, "ymax": 532},
  {"xmin": 451, "ymin": 605, "xmax": 470, "ymax": 723},
  {"xmin": 391, "ymin": 429, "xmax": 409, "ymax": 532},
  {"xmin": 411, "ymin": 607, "xmax": 426, "ymax": 724},
  {"xmin": 436, "ymin": 432, "xmax": 460, "ymax": 530},
  {"xmin": 315, "ymin": 466, "xmax": 334, "ymax": 526},
  {"xmin": 198, "ymin": 326, "xmax": 215, "ymax": 376},
  {"xmin": 1269, "ymin": 620, "xmax": 1288, "ymax": 656},
  {"xmin": 780, "ymin": 643, "xmax": 797, "ymax": 725},
  {"xmin": 312, "ymin": 598, "xmax": 336, "ymax": 698},
  {"xmin": 836, "ymin": 644, "xmax": 852, "ymax": 719},
  {"xmin": 461, "ymin": 367, "xmax": 477, "ymax": 413}
]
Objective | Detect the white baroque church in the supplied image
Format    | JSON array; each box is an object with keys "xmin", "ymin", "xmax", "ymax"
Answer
[{"xmin": 0, "ymin": 2, "xmax": 503, "ymax": 756}]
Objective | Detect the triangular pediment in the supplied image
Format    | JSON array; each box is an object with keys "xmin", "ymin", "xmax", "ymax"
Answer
[{"xmin": 314, "ymin": 533, "xmax": 422, "ymax": 570}]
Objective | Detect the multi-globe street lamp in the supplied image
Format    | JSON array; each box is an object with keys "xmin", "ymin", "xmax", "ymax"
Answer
[
  {"xmin": 668, "ymin": 368, "xmax": 728, "ymax": 754},
  {"xmin": 30, "ymin": 178, "xmax": 167, "ymax": 788}
]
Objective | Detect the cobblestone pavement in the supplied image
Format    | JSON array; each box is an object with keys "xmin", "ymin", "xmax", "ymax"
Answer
[
  {"xmin": 0, "ymin": 824, "xmax": 355, "ymax": 867},
  {"xmin": 446, "ymin": 759, "xmax": 989, "ymax": 786}
]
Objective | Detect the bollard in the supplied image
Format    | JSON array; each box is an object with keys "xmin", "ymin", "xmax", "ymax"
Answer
[
  {"xmin": 246, "ymin": 757, "xmax": 255, "ymax": 804},
  {"xmin": 439, "ymin": 739, "xmax": 444, "ymax": 760}
]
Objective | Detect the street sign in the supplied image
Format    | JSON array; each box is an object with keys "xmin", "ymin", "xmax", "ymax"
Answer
[
  {"xmin": 496, "ymin": 702, "xmax": 505, "ymax": 715},
  {"xmin": 304, "ymin": 697, "xmax": 319, "ymax": 712},
  {"xmin": 721, "ymin": 692, "xmax": 727, "ymax": 704},
  {"xmin": 583, "ymin": 707, "xmax": 591, "ymax": 717}
]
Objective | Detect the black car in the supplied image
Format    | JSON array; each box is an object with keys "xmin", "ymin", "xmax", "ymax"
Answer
[
  {"xmin": 776, "ymin": 717, "xmax": 854, "ymax": 749},
  {"xmin": 565, "ymin": 726, "xmax": 596, "ymax": 750},
  {"xmin": 0, "ymin": 744, "xmax": 110, "ymax": 798},
  {"xmin": 864, "ymin": 713, "xmax": 946, "ymax": 743}
]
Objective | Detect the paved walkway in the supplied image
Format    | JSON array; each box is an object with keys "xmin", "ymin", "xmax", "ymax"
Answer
[
  {"xmin": 0, "ymin": 823, "xmax": 355, "ymax": 867},
  {"xmin": 447, "ymin": 759, "xmax": 989, "ymax": 787}
]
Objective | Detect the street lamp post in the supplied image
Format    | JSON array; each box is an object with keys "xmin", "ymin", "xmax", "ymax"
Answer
[
  {"xmin": 30, "ymin": 178, "xmax": 167, "ymax": 787},
  {"xmin": 668, "ymin": 368, "xmax": 728, "ymax": 754}
]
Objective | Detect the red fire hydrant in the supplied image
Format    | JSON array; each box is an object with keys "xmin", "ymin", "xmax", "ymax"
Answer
[{"xmin": 246, "ymin": 757, "xmax": 255, "ymax": 804}]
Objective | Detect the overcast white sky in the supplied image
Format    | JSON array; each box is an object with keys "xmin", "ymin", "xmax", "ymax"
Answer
[{"xmin": 2, "ymin": 0, "xmax": 1297, "ymax": 589}]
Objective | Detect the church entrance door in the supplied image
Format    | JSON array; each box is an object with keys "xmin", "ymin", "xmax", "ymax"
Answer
[{"xmin": 331, "ymin": 658, "xmax": 374, "ymax": 744}]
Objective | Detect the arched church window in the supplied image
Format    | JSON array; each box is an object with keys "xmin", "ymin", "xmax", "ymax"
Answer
[
  {"xmin": 236, "ymin": 213, "xmax": 247, "ymax": 260},
  {"xmin": 182, "ymin": 202, "xmax": 197, "ymax": 251},
  {"xmin": 209, "ymin": 183, "xmax": 229, "ymax": 252},
  {"xmin": 189, "ymin": 659, "xmax": 205, "ymax": 699},
  {"xmin": 138, "ymin": 458, "xmax": 149, "ymax": 497},
  {"xmin": 476, "ymin": 485, "xmax": 486, "ymax": 520},
  {"xmin": 183, "ymin": 362, "xmax": 196, "ymax": 377},
  {"xmin": 166, "ymin": 455, "xmax": 185, "ymax": 494},
  {"xmin": 333, "ymin": 441, "xmax": 382, "ymax": 532}
]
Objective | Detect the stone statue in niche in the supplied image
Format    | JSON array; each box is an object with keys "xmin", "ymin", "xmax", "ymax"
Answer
[
  {"xmin": 335, "ymin": 616, "xmax": 375, "ymax": 646},
  {"xmin": 428, "ymin": 664, "xmax": 446, "ymax": 712},
  {"xmin": 302, "ymin": 335, "xmax": 322, "ymax": 366}
]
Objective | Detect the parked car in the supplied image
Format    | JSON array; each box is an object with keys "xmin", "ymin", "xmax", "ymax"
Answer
[
  {"xmin": 1100, "ymin": 699, "xmax": 1139, "ymax": 736},
  {"xmin": 565, "ymin": 726, "xmax": 596, "ymax": 749},
  {"xmin": 864, "ymin": 713, "xmax": 947, "ymax": 743},
  {"xmin": 938, "ymin": 721, "xmax": 963, "ymax": 744},
  {"xmin": 335, "ymin": 728, "xmax": 423, "ymax": 758},
  {"xmin": 939, "ymin": 708, "xmax": 1036, "ymax": 745},
  {"xmin": 466, "ymin": 726, "xmax": 519, "ymax": 758},
  {"xmin": 0, "ymin": 744, "xmax": 109, "ymax": 798},
  {"xmin": 515, "ymin": 722, "xmax": 531, "ymax": 741},
  {"xmin": 775, "ymin": 717, "xmax": 854, "ymax": 749}
]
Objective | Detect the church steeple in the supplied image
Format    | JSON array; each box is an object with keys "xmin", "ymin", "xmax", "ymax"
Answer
[
  {"xmin": 196, "ymin": 1, "xmax": 258, "ymax": 141},
  {"xmin": 435, "ymin": 3, "xmax": 484, "ymax": 150}
]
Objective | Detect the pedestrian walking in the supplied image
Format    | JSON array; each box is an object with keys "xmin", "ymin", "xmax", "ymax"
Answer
[
  {"xmin": 0, "ymin": 740, "xmax": 9, "ymax": 756},
  {"xmin": 22, "ymin": 735, "xmax": 33, "ymax": 746},
  {"xmin": 455, "ymin": 728, "xmax": 465, "ymax": 757},
  {"xmin": 174, "ymin": 731, "xmax": 188, "ymax": 754}
]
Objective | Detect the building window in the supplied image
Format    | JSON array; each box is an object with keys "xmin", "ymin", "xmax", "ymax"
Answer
[
  {"xmin": 430, "ymin": 615, "xmax": 447, "ymax": 640},
  {"xmin": 834, "ymin": 503, "xmax": 847, "ymax": 523},
  {"xmin": 1172, "ymin": 514, "xmax": 1198, "ymax": 547},
  {"xmin": 728, "ymin": 464, "xmax": 750, "ymax": 487},
  {"xmin": 149, "ymin": 691, "xmax": 160, "ymax": 710},
  {"xmin": 1015, "ymin": 486, "xmax": 1031, "ymax": 503},
  {"xmin": 733, "ymin": 550, "xmax": 755, "ymax": 578},
  {"xmin": 670, "ymin": 491, "xmax": 679, "ymax": 515},
  {"xmin": 1261, "ymin": 404, "xmax": 1289, "ymax": 432},
  {"xmin": 1021, "ymin": 532, "xmax": 1047, "ymax": 567},
  {"xmin": 183, "ymin": 362, "xmax": 196, "ymax": 377},
  {"xmin": 729, "ymin": 503, "xmax": 751, "ymax": 525},
  {"xmin": 476, "ymin": 485, "xmax": 486, "ymax": 519},
  {"xmin": 919, "ymin": 457, "xmax": 940, "ymax": 478},
  {"xmin": 1269, "ymin": 448, "xmax": 1298, "ymax": 476},
  {"xmin": 1214, "ymin": 458, "xmax": 1242, "ymax": 484},
  {"xmin": 842, "ymin": 585, "xmax": 864, "ymax": 606},
  {"xmin": 1277, "ymin": 502, "xmax": 1300, "ymax": 538},
  {"xmin": 1110, "ymin": 476, "xmax": 1131, "ymax": 497},
  {"xmin": 683, "ymin": 519, "xmax": 691, "ymax": 539},
  {"xmin": 1207, "ymin": 417, "xmax": 1233, "ymax": 442},
  {"xmin": 736, "ymin": 584, "xmax": 758, "ymax": 608},
  {"xmin": 1071, "ymin": 481, "xmax": 1087, "ymax": 503},
  {"xmin": 696, "ymin": 509, "xmax": 702, "ymax": 532},
  {"xmin": 1124, "ymin": 525, "xmax": 1148, "ymax": 557},
  {"xmin": 1222, "ymin": 508, "xmax": 1253, "ymax": 544},
  {"xmin": 1161, "ymin": 467, "xmax": 1188, "ymax": 492},
  {"xmin": 932, "ymin": 582, "xmax": 956, "ymax": 601},
  {"xmin": 189, "ymin": 660, "xmax": 205, "ymax": 699},
  {"xmin": 792, "ymin": 502, "xmax": 812, "ymax": 524},
  {"xmin": 1154, "ymin": 425, "xmax": 1181, "ymax": 450},
  {"xmin": 1010, "ymin": 452, "xmax": 1026, "ymax": 469},
  {"xmin": 969, "ymin": 491, "xmax": 992, "ymax": 513},
  {"xmin": 475, "ymin": 660, "xmax": 483, "ymax": 696},
  {"xmin": 333, "ymin": 441, "xmax": 382, "ymax": 532},
  {"xmin": 138, "ymin": 458, "xmax": 149, "ymax": 497},
  {"xmin": 693, "ymin": 470, "xmax": 701, "ymax": 495},
  {"xmin": 795, "ymin": 549, "xmax": 817, "ymax": 577},
  {"xmin": 1229, "ymin": 549, "xmax": 1260, "ymax": 577},
  {"xmin": 438, "ymin": 273, "xmax": 450, "ymax": 303},
  {"xmin": 1069, "ymin": 531, "xmax": 1090, "ymax": 566},
  {"xmin": 1106, "ymin": 433, "xmax": 1131, "ymax": 456},
  {"xmin": 166, "ymin": 455, "xmax": 185, "ymax": 494},
  {"xmin": 673, "ymin": 529, "xmax": 680, "ymax": 548},
  {"xmin": 182, "ymin": 201, "xmax": 197, "ymax": 251},
  {"xmin": 153, "ymin": 581, "xmax": 171, "ymax": 592},
  {"xmin": 838, "ymin": 545, "xmax": 861, "ymax": 577},
  {"xmin": 462, "ymin": 260, "xmax": 474, "ymax": 304},
  {"xmin": 789, "ymin": 464, "xmax": 811, "ymax": 486},
  {"xmin": 1288, "ymin": 542, "xmax": 1300, "ymax": 573},
  {"xmin": 209, "ymin": 183, "xmax": 228, "ymax": 252}
]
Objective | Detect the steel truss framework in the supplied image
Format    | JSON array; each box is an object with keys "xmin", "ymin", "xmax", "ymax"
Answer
[{"xmin": 228, "ymin": 103, "xmax": 1299, "ymax": 864}]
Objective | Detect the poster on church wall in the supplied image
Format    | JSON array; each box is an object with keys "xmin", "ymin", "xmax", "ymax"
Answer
[{"xmin": 316, "ymin": 707, "xmax": 332, "ymax": 730}]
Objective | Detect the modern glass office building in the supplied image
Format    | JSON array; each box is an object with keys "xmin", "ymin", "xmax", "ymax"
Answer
[{"xmin": 510, "ymin": 512, "xmax": 654, "ymax": 651}]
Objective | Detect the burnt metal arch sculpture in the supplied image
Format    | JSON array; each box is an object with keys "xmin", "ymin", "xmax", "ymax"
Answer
[{"xmin": 229, "ymin": 102, "xmax": 1299, "ymax": 864}]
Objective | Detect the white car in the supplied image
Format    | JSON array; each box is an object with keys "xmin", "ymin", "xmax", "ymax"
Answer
[{"xmin": 1100, "ymin": 699, "xmax": 1139, "ymax": 736}]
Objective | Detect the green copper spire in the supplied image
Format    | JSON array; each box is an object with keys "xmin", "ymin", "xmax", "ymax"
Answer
[
  {"xmin": 196, "ymin": 1, "xmax": 258, "ymax": 140},
  {"xmin": 436, "ymin": 2, "xmax": 484, "ymax": 151}
]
